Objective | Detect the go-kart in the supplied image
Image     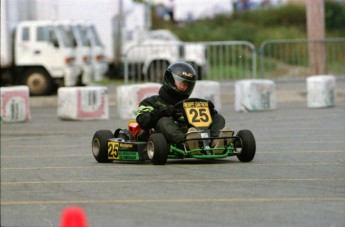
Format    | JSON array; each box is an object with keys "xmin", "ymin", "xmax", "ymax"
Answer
[{"xmin": 92, "ymin": 98, "xmax": 256, "ymax": 165}]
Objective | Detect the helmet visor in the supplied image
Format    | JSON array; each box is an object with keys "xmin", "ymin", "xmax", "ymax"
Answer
[{"xmin": 172, "ymin": 73, "xmax": 196, "ymax": 96}]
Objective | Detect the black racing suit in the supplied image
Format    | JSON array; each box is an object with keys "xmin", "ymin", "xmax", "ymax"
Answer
[{"xmin": 136, "ymin": 86, "xmax": 226, "ymax": 144}]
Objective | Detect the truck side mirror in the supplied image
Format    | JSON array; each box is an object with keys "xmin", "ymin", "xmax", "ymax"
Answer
[
  {"xmin": 49, "ymin": 30, "xmax": 59, "ymax": 48},
  {"xmin": 52, "ymin": 39, "xmax": 59, "ymax": 48}
]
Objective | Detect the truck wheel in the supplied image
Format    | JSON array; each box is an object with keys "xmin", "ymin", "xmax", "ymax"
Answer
[
  {"xmin": 24, "ymin": 68, "xmax": 53, "ymax": 96},
  {"xmin": 236, "ymin": 130, "xmax": 256, "ymax": 162},
  {"xmin": 147, "ymin": 133, "xmax": 168, "ymax": 165},
  {"xmin": 92, "ymin": 130, "xmax": 114, "ymax": 163},
  {"xmin": 147, "ymin": 61, "xmax": 169, "ymax": 83}
]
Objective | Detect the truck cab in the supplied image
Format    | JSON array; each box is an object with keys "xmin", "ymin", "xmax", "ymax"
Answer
[
  {"xmin": 83, "ymin": 23, "xmax": 108, "ymax": 82},
  {"xmin": 56, "ymin": 21, "xmax": 93, "ymax": 85},
  {"xmin": 15, "ymin": 20, "xmax": 80, "ymax": 95}
]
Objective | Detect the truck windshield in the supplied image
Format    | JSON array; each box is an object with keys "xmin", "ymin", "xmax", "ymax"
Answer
[
  {"xmin": 75, "ymin": 25, "xmax": 90, "ymax": 47},
  {"xmin": 86, "ymin": 25, "xmax": 102, "ymax": 46},
  {"xmin": 56, "ymin": 25, "xmax": 74, "ymax": 48}
]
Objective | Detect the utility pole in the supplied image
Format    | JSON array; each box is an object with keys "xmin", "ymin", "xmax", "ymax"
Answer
[
  {"xmin": 306, "ymin": 0, "xmax": 326, "ymax": 75},
  {"xmin": 113, "ymin": 0, "xmax": 123, "ymax": 67},
  {"xmin": 144, "ymin": 1, "xmax": 152, "ymax": 29}
]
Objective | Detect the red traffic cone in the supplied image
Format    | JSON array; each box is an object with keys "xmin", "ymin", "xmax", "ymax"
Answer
[{"xmin": 60, "ymin": 206, "xmax": 88, "ymax": 227}]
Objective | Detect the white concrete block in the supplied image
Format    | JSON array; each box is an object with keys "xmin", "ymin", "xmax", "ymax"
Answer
[
  {"xmin": 58, "ymin": 86, "xmax": 109, "ymax": 120},
  {"xmin": 235, "ymin": 79, "xmax": 276, "ymax": 112},
  {"xmin": 190, "ymin": 80, "xmax": 221, "ymax": 110},
  {"xmin": 307, "ymin": 75, "xmax": 335, "ymax": 108},
  {"xmin": 0, "ymin": 86, "xmax": 30, "ymax": 123},
  {"xmin": 116, "ymin": 83, "xmax": 161, "ymax": 119}
]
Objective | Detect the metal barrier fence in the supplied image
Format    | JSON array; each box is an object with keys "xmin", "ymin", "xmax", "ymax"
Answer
[
  {"xmin": 259, "ymin": 38, "xmax": 345, "ymax": 79},
  {"xmin": 203, "ymin": 41, "xmax": 257, "ymax": 80},
  {"xmin": 123, "ymin": 38, "xmax": 344, "ymax": 83},
  {"xmin": 123, "ymin": 41, "xmax": 256, "ymax": 83}
]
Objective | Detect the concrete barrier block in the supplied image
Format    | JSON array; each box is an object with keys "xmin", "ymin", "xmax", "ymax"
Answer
[
  {"xmin": 190, "ymin": 80, "xmax": 221, "ymax": 110},
  {"xmin": 116, "ymin": 83, "xmax": 161, "ymax": 119},
  {"xmin": 235, "ymin": 79, "xmax": 276, "ymax": 112},
  {"xmin": 58, "ymin": 86, "xmax": 109, "ymax": 120},
  {"xmin": 307, "ymin": 75, "xmax": 335, "ymax": 108},
  {"xmin": 1, "ymin": 86, "xmax": 31, "ymax": 123}
]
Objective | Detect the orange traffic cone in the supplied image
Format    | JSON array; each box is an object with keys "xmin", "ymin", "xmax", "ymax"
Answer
[{"xmin": 60, "ymin": 206, "xmax": 88, "ymax": 227}]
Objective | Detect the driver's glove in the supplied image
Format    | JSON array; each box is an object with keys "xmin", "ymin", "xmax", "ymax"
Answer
[
  {"xmin": 162, "ymin": 105, "xmax": 175, "ymax": 117},
  {"xmin": 152, "ymin": 105, "xmax": 175, "ymax": 119}
]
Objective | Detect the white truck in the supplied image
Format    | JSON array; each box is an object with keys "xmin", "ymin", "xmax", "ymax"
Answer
[
  {"xmin": 120, "ymin": 27, "xmax": 207, "ymax": 82},
  {"xmin": 0, "ymin": 0, "xmax": 81, "ymax": 96},
  {"xmin": 1, "ymin": 0, "xmax": 206, "ymax": 86},
  {"xmin": 55, "ymin": 21, "xmax": 109, "ymax": 84},
  {"xmin": 52, "ymin": 0, "xmax": 206, "ymax": 82},
  {"xmin": 148, "ymin": 29, "xmax": 207, "ymax": 79},
  {"xmin": 110, "ymin": 1, "xmax": 207, "ymax": 82},
  {"xmin": 122, "ymin": 28, "xmax": 207, "ymax": 82},
  {"xmin": 56, "ymin": 21, "xmax": 93, "ymax": 85},
  {"xmin": 82, "ymin": 22, "xmax": 109, "ymax": 82}
]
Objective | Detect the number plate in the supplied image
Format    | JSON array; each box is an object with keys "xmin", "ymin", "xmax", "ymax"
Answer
[
  {"xmin": 108, "ymin": 141, "xmax": 120, "ymax": 160},
  {"xmin": 108, "ymin": 141, "xmax": 140, "ymax": 160},
  {"xmin": 183, "ymin": 101, "xmax": 212, "ymax": 128}
]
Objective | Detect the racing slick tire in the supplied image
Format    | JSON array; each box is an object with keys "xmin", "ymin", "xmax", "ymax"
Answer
[
  {"xmin": 235, "ymin": 130, "xmax": 256, "ymax": 162},
  {"xmin": 147, "ymin": 133, "xmax": 168, "ymax": 165},
  {"xmin": 92, "ymin": 130, "xmax": 114, "ymax": 163}
]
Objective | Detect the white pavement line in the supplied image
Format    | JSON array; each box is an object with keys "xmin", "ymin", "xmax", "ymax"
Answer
[
  {"xmin": 1, "ymin": 178, "xmax": 345, "ymax": 185},
  {"xmin": 257, "ymin": 141, "xmax": 345, "ymax": 144},
  {"xmin": 2, "ymin": 197, "xmax": 345, "ymax": 205},
  {"xmin": 0, "ymin": 144, "xmax": 88, "ymax": 148},
  {"xmin": 1, "ymin": 154, "xmax": 90, "ymax": 158},
  {"xmin": 258, "ymin": 150, "xmax": 345, "ymax": 154},
  {"xmin": 1, "ymin": 162, "xmax": 344, "ymax": 170}
]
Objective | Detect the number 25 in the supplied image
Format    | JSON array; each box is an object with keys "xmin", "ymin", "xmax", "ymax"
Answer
[{"xmin": 190, "ymin": 108, "xmax": 209, "ymax": 122}]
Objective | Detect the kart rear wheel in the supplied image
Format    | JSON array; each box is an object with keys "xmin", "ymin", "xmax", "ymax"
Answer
[
  {"xmin": 147, "ymin": 133, "xmax": 168, "ymax": 165},
  {"xmin": 236, "ymin": 130, "xmax": 256, "ymax": 162},
  {"xmin": 92, "ymin": 130, "xmax": 113, "ymax": 163}
]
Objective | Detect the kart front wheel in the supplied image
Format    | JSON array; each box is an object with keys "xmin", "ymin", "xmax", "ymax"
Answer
[
  {"xmin": 92, "ymin": 130, "xmax": 113, "ymax": 163},
  {"xmin": 236, "ymin": 130, "xmax": 256, "ymax": 162},
  {"xmin": 147, "ymin": 133, "xmax": 168, "ymax": 165}
]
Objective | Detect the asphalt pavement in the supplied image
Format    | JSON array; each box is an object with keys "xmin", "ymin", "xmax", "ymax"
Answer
[{"xmin": 1, "ymin": 79, "xmax": 345, "ymax": 227}]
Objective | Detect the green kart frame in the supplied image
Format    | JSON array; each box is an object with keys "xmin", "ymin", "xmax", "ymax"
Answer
[{"xmin": 92, "ymin": 98, "xmax": 256, "ymax": 165}]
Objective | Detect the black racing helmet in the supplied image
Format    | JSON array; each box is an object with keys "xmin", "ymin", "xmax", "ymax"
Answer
[{"xmin": 163, "ymin": 62, "xmax": 197, "ymax": 99}]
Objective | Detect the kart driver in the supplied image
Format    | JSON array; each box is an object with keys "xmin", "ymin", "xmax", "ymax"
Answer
[{"xmin": 135, "ymin": 62, "xmax": 231, "ymax": 150}]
